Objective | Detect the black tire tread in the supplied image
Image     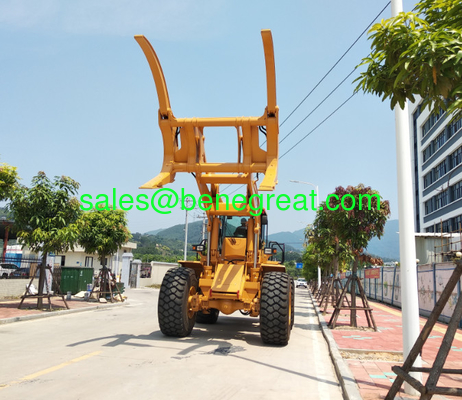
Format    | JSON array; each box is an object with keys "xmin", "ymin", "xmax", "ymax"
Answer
[
  {"xmin": 158, "ymin": 267, "xmax": 197, "ymax": 337},
  {"xmin": 260, "ymin": 271, "xmax": 292, "ymax": 345}
]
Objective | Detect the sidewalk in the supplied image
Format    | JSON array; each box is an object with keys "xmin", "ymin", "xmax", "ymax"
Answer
[
  {"xmin": 0, "ymin": 295, "xmax": 125, "ymax": 324},
  {"xmin": 311, "ymin": 290, "xmax": 462, "ymax": 400}
]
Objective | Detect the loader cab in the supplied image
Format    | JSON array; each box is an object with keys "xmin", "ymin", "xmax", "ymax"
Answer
[{"xmin": 218, "ymin": 216, "xmax": 249, "ymax": 261}]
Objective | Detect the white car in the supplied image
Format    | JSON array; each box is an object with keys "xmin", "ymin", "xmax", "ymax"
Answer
[
  {"xmin": 295, "ymin": 278, "xmax": 308, "ymax": 288},
  {"xmin": 0, "ymin": 263, "xmax": 19, "ymax": 279}
]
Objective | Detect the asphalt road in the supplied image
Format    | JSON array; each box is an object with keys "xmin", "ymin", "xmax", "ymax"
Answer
[{"xmin": 0, "ymin": 287, "xmax": 343, "ymax": 400}]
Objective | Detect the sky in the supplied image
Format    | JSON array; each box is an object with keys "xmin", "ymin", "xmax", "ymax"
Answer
[{"xmin": 0, "ymin": 0, "xmax": 417, "ymax": 237}]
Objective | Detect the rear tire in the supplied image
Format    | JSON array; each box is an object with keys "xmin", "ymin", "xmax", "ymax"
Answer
[
  {"xmin": 260, "ymin": 271, "xmax": 292, "ymax": 345},
  {"xmin": 158, "ymin": 267, "xmax": 197, "ymax": 337},
  {"xmin": 196, "ymin": 308, "xmax": 219, "ymax": 324},
  {"xmin": 290, "ymin": 277, "xmax": 295, "ymax": 330}
]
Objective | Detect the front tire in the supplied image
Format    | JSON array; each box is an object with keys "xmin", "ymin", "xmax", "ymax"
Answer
[
  {"xmin": 260, "ymin": 271, "xmax": 292, "ymax": 345},
  {"xmin": 158, "ymin": 267, "xmax": 197, "ymax": 337}
]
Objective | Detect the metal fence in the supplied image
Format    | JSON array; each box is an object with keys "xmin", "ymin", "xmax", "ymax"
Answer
[
  {"xmin": 340, "ymin": 262, "xmax": 462, "ymax": 327},
  {"xmin": 1, "ymin": 255, "xmax": 63, "ymax": 293}
]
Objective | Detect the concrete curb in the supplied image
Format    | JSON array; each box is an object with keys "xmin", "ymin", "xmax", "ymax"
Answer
[
  {"xmin": 309, "ymin": 290, "xmax": 363, "ymax": 400},
  {"xmin": 0, "ymin": 301, "xmax": 127, "ymax": 325}
]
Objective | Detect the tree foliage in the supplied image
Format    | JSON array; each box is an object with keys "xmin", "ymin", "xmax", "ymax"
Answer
[
  {"xmin": 9, "ymin": 172, "xmax": 81, "ymax": 256},
  {"xmin": 355, "ymin": 0, "xmax": 462, "ymax": 113},
  {"xmin": 0, "ymin": 160, "xmax": 19, "ymax": 202},
  {"xmin": 78, "ymin": 206, "xmax": 132, "ymax": 266},
  {"xmin": 306, "ymin": 207, "xmax": 352, "ymax": 276},
  {"xmin": 305, "ymin": 184, "xmax": 390, "ymax": 277},
  {"xmin": 9, "ymin": 172, "xmax": 81, "ymax": 307},
  {"xmin": 326, "ymin": 184, "xmax": 391, "ymax": 257}
]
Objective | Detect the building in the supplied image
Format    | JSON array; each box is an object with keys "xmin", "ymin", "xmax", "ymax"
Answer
[
  {"xmin": 6, "ymin": 242, "xmax": 137, "ymax": 278},
  {"xmin": 410, "ymin": 98, "xmax": 462, "ymax": 234}
]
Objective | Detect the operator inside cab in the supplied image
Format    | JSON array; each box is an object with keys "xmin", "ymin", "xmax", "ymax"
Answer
[{"xmin": 234, "ymin": 218, "xmax": 247, "ymax": 238}]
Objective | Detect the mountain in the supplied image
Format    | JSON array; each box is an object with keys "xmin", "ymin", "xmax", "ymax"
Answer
[
  {"xmin": 147, "ymin": 220, "xmax": 205, "ymax": 244},
  {"xmin": 268, "ymin": 228, "xmax": 305, "ymax": 250},
  {"xmin": 364, "ymin": 219, "xmax": 400, "ymax": 261},
  {"xmin": 140, "ymin": 219, "xmax": 400, "ymax": 261},
  {"xmin": 145, "ymin": 228, "xmax": 165, "ymax": 236}
]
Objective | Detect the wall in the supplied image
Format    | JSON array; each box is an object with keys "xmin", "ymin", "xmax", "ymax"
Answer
[
  {"xmin": 0, "ymin": 279, "xmax": 28, "ymax": 298},
  {"xmin": 138, "ymin": 261, "xmax": 178, "ymax": 287}
]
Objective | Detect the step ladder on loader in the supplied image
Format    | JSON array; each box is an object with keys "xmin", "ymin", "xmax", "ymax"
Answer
[{"xmin": 135, "ymin": 30, "xmax": 294, "ymax": 345}]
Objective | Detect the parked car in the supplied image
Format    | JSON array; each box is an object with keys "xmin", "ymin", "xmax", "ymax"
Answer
[
  {"xmin": 296, "ymin": 278, "xmax": 308, "ymax": 288},
  {"xmin": 9, "ymin": 267, "xmax": 30, "ymax": 279},
  {"xmin": 0, "ymin": 263, "xmax": 20, "ymax": 279}
]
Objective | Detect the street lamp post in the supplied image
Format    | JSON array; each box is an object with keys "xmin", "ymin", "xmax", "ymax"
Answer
[
  {"xmin": 290, "ymin": 180, "xmax": 321, "ymax": 289},
  {"xmin": 183, "ymin": 198, "xmax": 191, "ymax": 261},
  {"xmin": 391, "ymin": 0, "xmax": 422, "ymax": 394}
]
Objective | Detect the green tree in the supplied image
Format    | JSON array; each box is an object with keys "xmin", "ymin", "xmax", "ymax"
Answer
[
  {"xmin": 355, "ymin": 0, "xmax": 462, "ymax": 113},
  {"xmin": 9, "ymin": 172, "xmax": 81, "ymax": 308},
  {"xmin": 0, "ymin": 160, "xmax": 19, "ymax": 202},
  {"xmin": 302, "ymin": 243, "xmax": 324, "ymax": 282},
  {"xmin": 78, "ymin": 206, "xmax": 132, "ymax": 268},
  {"xmin": 326, "ymin": 184, "xmax": 390, "ymax": 326},
  {"xmin": 307, "ymin": 208, "xmax": 352, "ymax": 277}
]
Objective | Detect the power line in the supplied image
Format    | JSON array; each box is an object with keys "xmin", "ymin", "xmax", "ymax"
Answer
[
  {"xmin": 278, "ymin": 1, "xmax": 391, "ymax": 128},
  {"xmin": 280, "ymin": 92, "xmax": 357, "ymax": 160},
  {"xmin": 221, "ymin": 1, "xmax": 391, "ymax": 194},
  {"xmin": 279, "ymin": 68, "xmax": 356, "ymax": 144},
  {"xmin": 221, "ymin": 93, "xmax": 356, "ymax": 194}
]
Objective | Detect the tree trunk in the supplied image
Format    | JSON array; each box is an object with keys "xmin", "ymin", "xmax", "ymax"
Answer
[
  {"xmin": 334, "ymin": 241, "xmax": 340, "ymax": 276},
  {"xmin": 350, "ymin": 256, "xmax": 358, "ymax": 327},
  {"xmin": 37, "ymin": 252, "xmax": 47, "ymax": 309}
]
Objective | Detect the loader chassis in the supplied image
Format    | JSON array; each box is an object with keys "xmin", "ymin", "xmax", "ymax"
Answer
[{"xmin": 135, "ymin": 30, "xmax": 294, "ymax": 345}]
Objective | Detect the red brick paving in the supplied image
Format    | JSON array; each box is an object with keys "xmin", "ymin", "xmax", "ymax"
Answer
[{"xmin": 316, "ymin": 293, "xmax": 462, "ymax": 399}]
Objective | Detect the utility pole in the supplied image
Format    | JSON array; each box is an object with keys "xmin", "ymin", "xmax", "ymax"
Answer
[
  {"xmin": 391, "ymin": 0, "xmax": 422, "ymax": 394},
  {"xmin": 201, "ymin": 213, "xmax": 207, "ymax": 241},
  {"xmin": 183, "ymin": 198, "xmax": 190, "ymax": 261}
]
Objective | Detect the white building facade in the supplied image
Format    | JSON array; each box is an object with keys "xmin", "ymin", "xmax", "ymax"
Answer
[{"xmin": 410, "ymin": 99, "xmax": 462, "ymax": 233}]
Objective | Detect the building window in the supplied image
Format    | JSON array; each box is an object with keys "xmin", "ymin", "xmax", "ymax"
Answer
[
  {"xmin": 448, "ymin": 115, "xmax": 462, "ymax": 138},
  {"xmin": 435, "ymin": 130, "xmax": 447, "ymax": 151},
  {"xmin": 452, "ymin": 214, "xmax": 462, "ymax": 231},
  {"xmin": 85, "ymin": 256, "xmax": 93, "ymax": 268},
  {"xmin": 450, "ymin": 146, "xmax": 462, "ymax": 169},
  {"xmin": 424, "ymin": 189, "xmax": 449, "ymax": 215},
  {"xmin": 437, "ymin": 189, "xmax": 449, "ymax": 209},
  {"xmin": 434, "ymin": 159, "xmax": 447, "ymax": 181},
  {"xmin": 451, "ymin": 181, "xmax": 462, "ymax": 202},
  {"xmin": 423, "ymin": 142, "xmax": 433, "ymax": 162},
  {"xmin": 442, "ymin": 220, "xmax": 451, "ymax": 232},
  {"xmin": 422, "ymin": 107, "xmax": 445, "ymax": 138}
]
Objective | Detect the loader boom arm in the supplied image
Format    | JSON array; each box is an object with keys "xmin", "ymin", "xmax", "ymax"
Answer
[{"xmin": 134, "ymin": 30, "xmax": 279, "ymax": 196}]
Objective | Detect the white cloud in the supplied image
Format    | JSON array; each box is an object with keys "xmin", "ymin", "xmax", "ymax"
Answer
[{"xmin": 0, "ymin": 0, "xmax": 228, "ymax": 40}]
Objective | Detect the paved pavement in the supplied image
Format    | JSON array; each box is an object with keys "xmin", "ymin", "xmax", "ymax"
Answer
[
  {"xmin": 311, "ymin": 289, "xmax": 462, "ymax": 400},
  {"xmin": 1, "ymin": 286, "xmax": 462, "ymax": 399},
  {"xmin": 0, "ymin": 288, "xmax": 343, "ymax": 400}
]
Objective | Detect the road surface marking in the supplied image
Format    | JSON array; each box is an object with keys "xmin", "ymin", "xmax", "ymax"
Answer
[{"xmin": 0, "ymin": 351, "xmax": 102, "ymax": 390}]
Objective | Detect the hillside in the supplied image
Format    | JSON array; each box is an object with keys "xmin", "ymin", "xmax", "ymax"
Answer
[
  {"xmin": 135, "ymin": 218, "xmax": 400, "ymax": 262},
  {"xmin": 364, "ymin": 219, "xmax": 400, "ymax": 261},
  {"xmin": 268, "ymin": 228, "xmax": 305, "ymax": 250}
]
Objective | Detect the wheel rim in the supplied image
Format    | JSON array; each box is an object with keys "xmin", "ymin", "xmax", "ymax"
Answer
[{"xmin": 187, "ymin": 286, "xmax": 197, "ymax": 319}]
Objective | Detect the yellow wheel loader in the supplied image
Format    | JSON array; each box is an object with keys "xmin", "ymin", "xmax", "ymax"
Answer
[{"xmin": 135, "ymin": 30, "xmax": 294, "ymax": 345}]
